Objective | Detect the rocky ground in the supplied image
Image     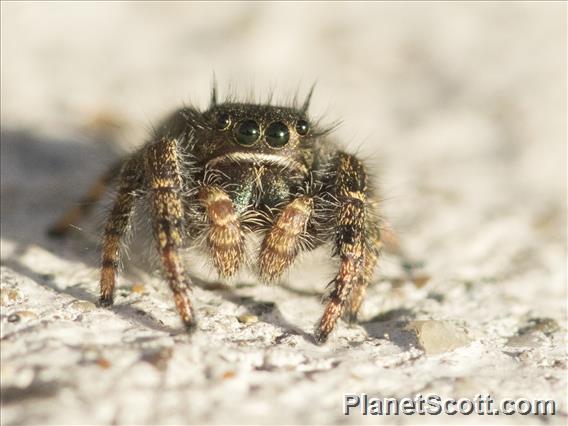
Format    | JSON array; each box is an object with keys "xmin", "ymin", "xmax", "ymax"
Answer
[{"xmin": 1, "ymin": 2, "xmax": 566, "ymax": 425}]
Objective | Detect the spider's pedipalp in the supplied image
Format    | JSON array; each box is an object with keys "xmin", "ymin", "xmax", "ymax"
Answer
[
  {"xmin": 198, "ymin": 185, "xmax": 245, "ymax": 278},
  {"xmin": 258, "ymin": 196, "xmax": 314, "ymax": 282}
]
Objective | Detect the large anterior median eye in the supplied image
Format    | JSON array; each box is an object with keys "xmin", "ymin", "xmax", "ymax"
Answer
[
  {"xmin": 265, "ymin": 122, "xmax": 290, "ymax": 148},
  {"xmin": 235, "ymin": 120, "xmax": 260, "ymax": 146}
]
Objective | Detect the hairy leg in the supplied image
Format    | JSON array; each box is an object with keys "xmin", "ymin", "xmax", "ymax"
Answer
[
  {"xmin": 146, "ymin": 138, "xmax": 194, "ymax": 328},
  {"xmin": 198, "ymin": 185, "xmax": 245, "ymax": 278},
  {"xmin": 316, "ymin": 153, "xmax": 375, "ymax": 343},
  {"xmin": 344, "ymin": 218, "xmax": 382, "ymax": 322},
  {"xmin": 258, "ymin": 196, "xmax": 314, "ymax": 282},
  {"xmin": 48, "ymin": 160, "xmax": 123, "ymax": 237},
  {"xmin": 99, "ymin": 158, "xmax": 143, "ymax": 306}
]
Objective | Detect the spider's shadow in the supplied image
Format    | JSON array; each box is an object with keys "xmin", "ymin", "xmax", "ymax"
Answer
[
  {"xmin": 1, "ymin": 129, "xmax": 120, "ymax": 268},
  {"xmin": 192, "ymin": 276, "xmax": 316, "ymax": 344},
  {"xmin": 0, "ymin": 130, "xmax": 178, "ymax": 333},
  {"xmin": 0, "ymin": 129, "xmax": 175, "ymax": 333},
  {"xmin": 360, "ymin": 308, "xmax": 419, "ymax": 351}
]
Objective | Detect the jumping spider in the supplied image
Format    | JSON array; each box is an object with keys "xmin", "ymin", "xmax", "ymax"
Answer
[{"xmin": 49, "ymin": 87, "xmax": 383, "ymax": 343}]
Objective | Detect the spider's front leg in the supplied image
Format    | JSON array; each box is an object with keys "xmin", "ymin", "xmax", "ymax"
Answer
[
  {"xmin": 315, "ymin": 153, "xmax": 380, "ymax": 343},
  {"xmin": 145, "ymin": 138, "xmax": 194, "ymax": 328}
]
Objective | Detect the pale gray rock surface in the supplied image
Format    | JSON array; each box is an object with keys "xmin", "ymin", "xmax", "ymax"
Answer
[{"xmin": 1, "ymin": 3, "xmax": 566, "ymax": 425}]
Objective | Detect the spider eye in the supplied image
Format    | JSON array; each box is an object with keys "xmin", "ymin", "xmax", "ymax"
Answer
[
  {"xmin": 265, "ymin": 122, "xmax": 290, "ymax": 148},
  {"xmin": 235, "ymin": 120, "xmax": 260, "ymax": 146},
  {"xmin": 296, "ymin": 119, "xmax": 309, "ymax": 136},
  {"xmin": 216, "ymin": 112, "xmax": 231, "ymax": 130}
]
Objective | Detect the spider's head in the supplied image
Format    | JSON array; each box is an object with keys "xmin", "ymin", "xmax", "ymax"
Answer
[
  {"xmin": 210, "ymin": 103, "xmax": 311, "ymax": 148},
  {"xmin": 198, "ymin": 102, "xmax": 318, "ymax": 173}
]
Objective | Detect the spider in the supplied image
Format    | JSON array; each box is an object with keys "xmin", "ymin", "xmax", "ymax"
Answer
[{"xmin": 48, "ymin": 86, "xmax": 383, "ymax": 343}]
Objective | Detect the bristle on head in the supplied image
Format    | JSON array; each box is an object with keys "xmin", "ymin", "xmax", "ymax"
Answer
[
  {"xmin": 210, "ymin": 74, "xmax": 218, "ymax": 107},
  {"xmin": 301, "ymin": 82, "xmax": 317, "ymax": 113}
]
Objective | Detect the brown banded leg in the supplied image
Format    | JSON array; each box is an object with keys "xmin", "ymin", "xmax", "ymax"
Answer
[
  {"xmin": 48, "ymin": 160, "xmax": 123, "ymax": 237},
  {"xmin": 259, "ymin": 196, "xmax": 314, "ymax": 282},
  {"xmin": 146, "ymin": 138, "xmax": 194, "ymax": 329},
  {"xmin": 99, "ymin": 159, "xmax": 142, "ymax": 306},
  {"xmin": 198, "ymin": 186, "xmax": 245, "ymax": 278},
  {"xmin": 344, "ymin": 226, "xmax": 381, "ymax": 323},
  {"xmin": 316, "ymin": 153, "xmax": 371, "ymax": 343}
]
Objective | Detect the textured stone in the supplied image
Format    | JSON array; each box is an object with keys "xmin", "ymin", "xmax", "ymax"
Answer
[{"xmin": 408, "ymin": 320, "xmax": 472, "ymax": 355}]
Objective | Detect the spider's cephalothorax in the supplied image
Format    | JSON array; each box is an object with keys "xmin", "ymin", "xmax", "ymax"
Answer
[{"xmin": 48, "ymin": 88, "xmax": 383, "ymax": 343}]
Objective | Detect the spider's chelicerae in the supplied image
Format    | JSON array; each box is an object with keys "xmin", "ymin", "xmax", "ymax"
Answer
[{"xmin": 49, "ymin": 87, "xmax": 383, "ymax": 343}]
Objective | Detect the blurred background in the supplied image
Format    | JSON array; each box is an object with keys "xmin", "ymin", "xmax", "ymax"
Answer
[{"xmin": 1, "ymin": 2, "xmax": 566, "ymax": 425}]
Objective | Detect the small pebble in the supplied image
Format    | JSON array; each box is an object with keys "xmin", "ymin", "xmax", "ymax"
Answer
[
  {"xmin": 6, "ymin": 311, "xmax": 38, "ymax": 322},
  {"xmin": 140, "ymin": 348, "xmax": 173, "ymax": 371},
  {"xmin": 131, "ymin": 283, "xmax": 146, "ymax": 294},
  {"xmin": 412, "ymin": 274, "xmax": 431, "ymax": 288},
  {"xmin": 1, "ymin": 289, "xmax": 21, "ymax": 305},
  {"xmin": 506, "ymin": 317, "xmax": 559, "ymax": 348},
  {"xmin": 237, "ymin": 313, "xmax": 258, "ymax": 324},
  {"xmin": 96, "ymin": 358, "xmax": 111, "ymax": 369},
  {"xmin": 408, "ymin": 320, "xmax": 471, "ymax": 355},
  {"xmin": 7, "ymin": 313, "xmax": 20, "ymax": 323},
  {"xmin": 70, "ymin": 300, "xmax": 97, "ymax": 312},
  {"xmin": 222, "ymin": 371, "xmax": 236, "ymax": 380},
  {"xmin": 17, "ymin": 310, "xmax": 38, "ymax": 320},
  {"xmin": 520, "ymin": 318, "xmax": 559, "ymax": 336}
]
